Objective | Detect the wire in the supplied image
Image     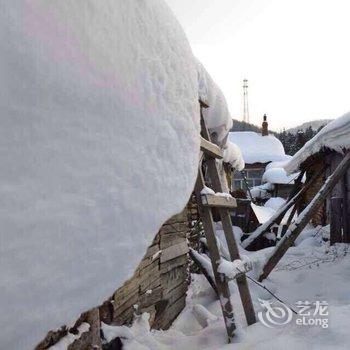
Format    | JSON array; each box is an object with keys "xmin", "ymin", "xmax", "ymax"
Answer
[{"xmin": 236, "ymin": 268, "xmax": 298, "ymax": 314}]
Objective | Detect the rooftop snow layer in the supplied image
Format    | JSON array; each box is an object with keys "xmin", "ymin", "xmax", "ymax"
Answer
[
  {"xmin": 0, "ymin": 1, "xmax": 200, "ymax": 348},
  {"xmin": 285, "ymin": 112, "xmax": 350, "ymax": 174},
  {"xmin": 262, "ymin": 158, "xmax": 299, "ymax": 184},
  {"xmin": 228, "ymin": 131, "xmax": 288, "ymax": 164}
]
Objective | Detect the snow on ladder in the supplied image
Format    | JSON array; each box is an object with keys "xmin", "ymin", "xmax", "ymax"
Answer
[{"xmin": 193, "ymin": 101, "xmax": 256, "ymax": 343}]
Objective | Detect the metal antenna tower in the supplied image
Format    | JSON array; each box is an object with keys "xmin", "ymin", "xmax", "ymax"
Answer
[{"xmin": 242, "ymin": 79, "xmax": 250, "ymax": 123}]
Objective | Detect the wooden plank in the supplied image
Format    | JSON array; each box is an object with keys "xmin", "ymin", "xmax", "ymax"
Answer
[
  {"xmin": 143, "ymin": 243, "xmax": 161, "ymax": 260},
  {"xmin": 258, "ymin": 151, "xmax": 350, "ymax": 282},
  {"xmin": 139, "ymin": 258, "xmax": 159, "ymax": 276},
  {"xmin": 68, "ymin": 308, "xmax": 102, "ymax": 350},
  {"xmin": 114, "ymin": 291, "xmax": 139, "ymax": 315},
  {"xmin": 194, "ymin": 169, "xmax": 236, "ymax": 342},
  {"xmin": 139, "ymin": 276, "xmax": 161, "ymax": 294},
  {"xmin": 160, "ymin": 254, "xmax": 188, "ymax": 274},
  {"xmin": 342, "ymin": 173, "xmax": 350, "ymax": 243},
  {"xmin": 201, "ymin": 194, "xmax": 237, "ymax": 209},
  {"xmin": 137, "ymin": 254, "xmax": 159, "ymax": 271},
  {"xmin": 163, "ymin": 281, "xmax": 188, "ymax": 306},
  {"xmin": 161, "ymin": 265, "xmax": 188, "ymax": 293},
  {"xmin": 200, "ymin": 136, "xmax": 223, "ymax": 159},
  {"xmin": 159, "ymin": 222, "xmax": 189, "ymax": 235},
  {"xmin": 156, "ymin": 294, "xmax": 187, "ymax": 330},
  {"xmin": 206, "ymin": 157, "xmax": 256, "ymax": 326},
  {"xmin": 114, "ymin": 279, "xmax": 139, "ymax": 306},
  {"xmin": 139, "ymin": 287, "xmax": 163, "ymax": 308},
  {"xmin": 165, "ymin": 210, "xmax": 188, "ymax": 224},
  {"xmin": 160, "ymin": 241, "xmax": 189, "ymax": 263},
  {"xmin": 113, "ymin": 306, "xmax": 134, "ymax": 326},
  {"xmin": 160, "ymin": 233, "xmax": 187, "ymax": 250},
  {"xmin": 139, "ymin": 263, "xmax": 161, "ymax": 291},
  {"xmin": 330, "ymin": 197, "xmax": 343, "ymax": 245}
]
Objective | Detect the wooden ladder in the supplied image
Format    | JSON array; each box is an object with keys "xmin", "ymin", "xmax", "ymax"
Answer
[{"xmin": 194, "ymin": 102, "xmax": 256, "ymax": 342}]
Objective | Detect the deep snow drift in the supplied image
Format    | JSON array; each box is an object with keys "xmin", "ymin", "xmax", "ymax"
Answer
[
  {"xmin": 0, "ymin": 1, "xmax": 201, "ymax": 348},
  {"xmin": 116, "ymin": 226, "xmax": 350, "ymax": 350}
]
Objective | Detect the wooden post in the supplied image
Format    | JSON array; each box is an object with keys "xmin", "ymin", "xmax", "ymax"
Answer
[
  {"xmin": 206, "ymin": 158, "xmax": 256, "ymax": 326},
  {"xmin": 279, "ymin": 199, "xmax": 301, "ymax": 238},
  {"xmin": 194, "ymin": 171, "xmax": 236, "ymax": 342},
  {"xmin": 258, "ymin": 152, "xmax": 350, "ymax": 282},
  {"xmin": 342, "ymin": 174, "xmax": 350, "ymax": 243},
  {"xmin": 330, "ymin": 197, "xmax": 343, "ymax": 245}
]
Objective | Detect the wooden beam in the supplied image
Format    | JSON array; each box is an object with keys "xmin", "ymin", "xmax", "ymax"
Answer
[
  {"xmin": 330, "ymin": 197, "xmax": 343, "ymax": 245},
  {"xmin": 160, "ymin": 241, "xmax": 189, "ymax": 263},
  {"xmin": 258, "ymin": 152, "xmax": 350, "ymax": 282},
  {"xmin": 200, "ymin": 137, "xmax": 223, "ymax": 159},
  {"xmin": 342, "ymin": 174, "xmax": 350, "ymax": 243},
  {"xmin": 201, "ymin": 194, "xmax": 237, "ymax": 209},
  {"xmin": 206, "ymin": 157, "xmax": 256, "ymax": 326},
  {"xmin": 194, "ymin": 169, "xmax": 236, "ymax": 341}
]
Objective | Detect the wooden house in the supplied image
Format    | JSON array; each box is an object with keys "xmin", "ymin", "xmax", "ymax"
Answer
[
  {"xmin": 229, "ymin": 115, "xmax": 290, "ymax": 190},
  {"xmin": 285, "ymin": 114, "xmax": 350, "ymax": 242}
]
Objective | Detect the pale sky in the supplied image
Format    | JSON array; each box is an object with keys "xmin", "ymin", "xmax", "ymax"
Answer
[{"xmin": 165, "ymin": 0, "xmax": 350, "ymax": 130}]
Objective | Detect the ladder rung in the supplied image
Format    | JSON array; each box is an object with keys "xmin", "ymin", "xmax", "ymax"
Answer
[
  {"xmin": 201, "ymin": 194, "xmax": 237, "ymax": 209},
  {"xmin": 200, "ymin": 137, "xmax": 223, "ymax": 159}
]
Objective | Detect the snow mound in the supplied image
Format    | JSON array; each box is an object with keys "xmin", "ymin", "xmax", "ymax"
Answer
[
  {"xmin": 285, "ymin": 112, "xmax": 350, "ymax": 174},
  {"xmin": 0, "ymin": 1, "xmax": 200, "ymax": 348},
  {"xmin": 197, "ymin": 61, "xmax": 233, "ymax": 147},
  {"xmin": 263, "ymin": 167, "xmax": 297, "ymax": 185},
  {"xmin": 264, "ymin": 197, "xmax": 286, "ymax": 210},
  {"xmin": 223, "ymin": 141, "xmax": 245, "ymax": 171},
  {"xmin": 229, "ymin": 131, "xmax": 289, "ymax": 164},
  {"xmin": 251, "ymin": 203, "xmax": 276, "ymax": 224}
]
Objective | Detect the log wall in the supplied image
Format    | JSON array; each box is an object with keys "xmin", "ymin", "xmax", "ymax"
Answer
[
  {"xmin": 37, "ymin": 204, "xmax": 197, "ymax": 349},
  {"xmin": 301, "ymin": 151, "xmax": 350, "ymax": 242},
  {"xmin": 326, "ymin": 152, "xmax": 350, "ymax": 243}
]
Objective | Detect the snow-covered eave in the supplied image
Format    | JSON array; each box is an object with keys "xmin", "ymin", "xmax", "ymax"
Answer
[
  {"xmin": 286, "ymin": 145, "xmax": 349, "ymax": 174},
  {"xmin": 285, "ymin": 112, "xmax": 350, "ymax": 174}
]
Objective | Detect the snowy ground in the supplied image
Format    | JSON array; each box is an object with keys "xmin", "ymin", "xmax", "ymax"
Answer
[{"xmin": 117, "ymin": 226, "xmax": 350, "ymax": 349}]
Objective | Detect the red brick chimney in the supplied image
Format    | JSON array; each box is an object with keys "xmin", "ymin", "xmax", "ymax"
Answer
[{"xmin": 262, "ymin": 114, "xmax": 269, "ymax": 136}]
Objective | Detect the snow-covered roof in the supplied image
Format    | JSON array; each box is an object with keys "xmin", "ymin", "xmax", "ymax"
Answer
[
  {"xmin": 285, "ymin": 112, "xmax": 350, "ymax": 174},
  {"xmin": 223, "ymin": 141, "xmax": 245, "ymax": 171},
  {"xmin": 262, "ymin": 158, "xmax": 299, "ymax": 185},
  {"xmin": 228, "ymin": 131, "xmax": 289, "ymax": 164}
]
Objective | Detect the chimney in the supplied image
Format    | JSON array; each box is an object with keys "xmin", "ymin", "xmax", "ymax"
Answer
[{"xmin": 262, "ymin": 114, "xmax": 269, "ymax": 136}]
